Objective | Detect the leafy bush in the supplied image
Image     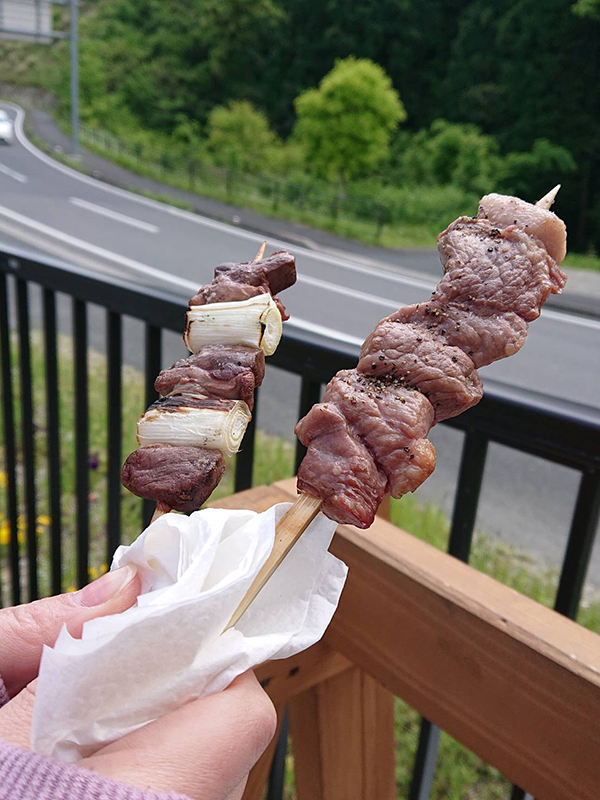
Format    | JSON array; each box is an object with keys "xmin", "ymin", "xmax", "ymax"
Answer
[
  {"xmin": 394, "ymin": 120, "xmax": 499, "ymax": 194},
  {"xmin": 206, "ymin": 100, "xmax": 278, "ymax": 175},
  {"xmin": 497, "ymin": 138, "xmax": 577, "ymax": 201}
]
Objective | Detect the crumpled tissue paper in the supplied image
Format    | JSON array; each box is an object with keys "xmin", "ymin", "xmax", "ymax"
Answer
[{"xmin": 31, "ymin": 502, "xmax": 347, "ymax": 761}]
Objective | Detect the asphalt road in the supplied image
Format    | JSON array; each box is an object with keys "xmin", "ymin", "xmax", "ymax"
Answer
[{"xmin": 0, "ymin": 102, "xmax": 598, "ymax": 583}]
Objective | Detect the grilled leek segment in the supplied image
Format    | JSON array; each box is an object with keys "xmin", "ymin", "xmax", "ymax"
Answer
[
  {"xmin": 184, "ymin": 294, "xmax": 282, "ymax": 356},
  {"xmin": 137, "ymin": 400, "xmax": 251, "ymax": 458}
]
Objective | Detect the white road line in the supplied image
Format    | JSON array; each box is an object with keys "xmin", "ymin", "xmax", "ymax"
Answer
[
  {"xmin": 70, "ymin": 197, "xmax": 159, "ymax": 233},
  {"xmin": 2, "ymin": 101, "xmax": 600, "ymax": 332},
  {"xmin": 0, "ymin": 203, "xmax": 198, "ymax": 292},
  {"xmin": 299, "ymin": 273, "xmax": 397, "ymax": 309},
  {"xmin": 286, "ymin": 317, "xmax": 363, "ymax": 347},
  {"xmin": 0, "ymin": 161, "xmax": 27, "ymax": 183},
  {"xmin": 0, "ymin": 202, "xmax": 401, "ymax": 311},
  {"xmin": 0, "ymin": 213, "xmax": 361, "ymax": 349}
]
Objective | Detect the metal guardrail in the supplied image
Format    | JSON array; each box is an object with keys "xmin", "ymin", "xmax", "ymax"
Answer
[{"xmin": 0, "ymin": 243, "xmax": 599, "ymax": 798}]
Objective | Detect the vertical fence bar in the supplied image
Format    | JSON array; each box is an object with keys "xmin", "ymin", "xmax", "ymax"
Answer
[
  {"xmin": 73, "ymin": 298, "xmax": 89, "ymax": 587},
  {"xmin": 43, "ymin": 289, "xmax": 62, "ymax": 595},
  {"xmin": 447, "ymin": 430, "xmax": 489, "ymax": 561},
  {"xmin": 294, "ymin": 377, "xmax": 321, "ymax": 472},
  {"xmin": 266, "ymin": 709, "xmax": 289, "ymax": 800},
  {"xmin": 409, "ymin": 721, "xmax": 441, "ymax": 800},
  {"xmin": 554, "ymin": 470, "xmax": 600, "ymax": 619},
  {"xmin": 106, "ymin": 311, "xmax": 122, "ymax": 563},
  {"xmin": 409, "ymin": 428, "xmax": 488, "ymax": 800},
  {"xmin": 0, "ymin": 273, "xmax": 19, "ymax": 606},
  {"xmin": 142, "ymin": 324, "xmax": 162, "ymax": 528},
  {"xmin": 16, "ymin": 280, "xmax": 38, "ymax": 601},
  {"xmin": 510, "ymin": 786, "xmax": 534, "ymax": 800},
  {"xmin": 234, "ymin": 390, "xmax": 259, "ymax": 493}
]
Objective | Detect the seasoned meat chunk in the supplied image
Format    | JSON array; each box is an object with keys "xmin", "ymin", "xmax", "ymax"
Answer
[
  {"xmin": 478, "ymin": 192, "xmax": 567, "ymax": 264},
  {"xmin": 320, "ymin": 371, "xmax": 436, "ymax": 496},
  {"xmin": 155, "ymin": 344, "xmax": 265, "ymax": 409},
  {"xmin": 122, "ymin": 444, "xmax": 225, "ymax": 512},
  {"xmin": 296, "ymin": 403, "xmax": 386, "ymax": 529},
  {"xmin": 189, "ymin": 250, "xmax": 296, "ymax": 320},
  {"xmin": 358, "ymin": 322, "xmax": 483, "ymax": 420},
  {"xmin": 436, "ymin": 218, "xmax": 566, "ymax": 321},
  {"xmin": 390, "ymin": 303, "xmax": 528, "ymax": 369}
]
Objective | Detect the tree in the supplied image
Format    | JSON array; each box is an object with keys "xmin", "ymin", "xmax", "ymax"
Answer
[
  {"xmin": 397, "ymin": 120, "xmax": 499, "ymax": 195},
  {"xmin": 497, "ymin": 139, "xmax": 577, "ymax": 203},
  {"xmin": 574, "ymin": 0, "xmax": 600, "ymax": 21},
  {"xmin": 293, "ymin": 57, "xmax": 406, "ymax": 192},
  {"xmin": 206, "ymin": 101, "xmax": 277, "ymax": 175},
  {"xmin": 443, "ymin": 0, "xmax": 600, "ymax": 250}
]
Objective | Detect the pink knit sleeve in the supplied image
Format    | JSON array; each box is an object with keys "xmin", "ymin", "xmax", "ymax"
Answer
[{"xmin": 0, "ymin": 739, "xmax": 192, "ymax": 800}]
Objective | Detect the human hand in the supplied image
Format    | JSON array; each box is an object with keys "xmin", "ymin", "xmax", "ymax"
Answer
[{"xmin": 0, "ymin": 567, "xmax": 276, "ymax": 800}]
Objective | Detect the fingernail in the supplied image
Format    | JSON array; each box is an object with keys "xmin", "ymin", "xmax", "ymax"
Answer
[{"xmin": 76, "ymin": 564, "xmax": 138, "ymax": 607}]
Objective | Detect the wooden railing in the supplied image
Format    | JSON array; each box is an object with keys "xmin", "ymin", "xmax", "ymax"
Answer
[{"xmin": 213, "ymin": 480, "xmax": 600, "ymax": 800}]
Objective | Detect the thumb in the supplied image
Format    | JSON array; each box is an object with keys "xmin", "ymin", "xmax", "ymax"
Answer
[{"xmin": 0, "ymin": 565, "xmax": 140, "ymax": 697}]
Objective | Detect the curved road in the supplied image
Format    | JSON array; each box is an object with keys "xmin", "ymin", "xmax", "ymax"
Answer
[{"xmin": 0, "ymin": 102, "xmax": 598, "ymax": 582}]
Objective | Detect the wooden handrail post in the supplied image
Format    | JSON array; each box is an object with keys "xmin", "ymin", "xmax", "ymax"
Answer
[{"xmin": 289, "ymin": 667, "xmax": 396, "ymax": 800}]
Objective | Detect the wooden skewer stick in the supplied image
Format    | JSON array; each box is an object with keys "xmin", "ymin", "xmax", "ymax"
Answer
[
  {"xmin": 147, "ymin": 242, "xmax": 269, "ymax": 528},
  {"xmin": 253, "ymin": 240, "xmax": 267, "ymax": 262},
  {"xmin": 150, "ymin": 501, "xmax": 171, "ymax": 524},
  {"xmin": 536, "ymin": 184, "xmax": 560, "ymax": 210},
  {"xmin": 224, "ymin": 492, "xmax": 323, "ymax": 630}
]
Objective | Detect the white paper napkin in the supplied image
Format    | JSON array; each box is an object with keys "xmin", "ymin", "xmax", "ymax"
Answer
[{"xmin": 31, "ymin": 502, "xmax": 347, "ymax": 761}]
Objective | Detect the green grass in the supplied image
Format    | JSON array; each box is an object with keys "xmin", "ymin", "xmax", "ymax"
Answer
[
  {"xmin": 1, "ymin": 333, "xmax": 598, "ymax": 798},
  {"xmin": 562, "ymin": 252, "xmax": 600, "ymax": 273}
]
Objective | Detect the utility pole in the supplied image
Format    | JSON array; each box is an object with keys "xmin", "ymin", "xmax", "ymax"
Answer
[{"xmin": 70, "ymin": 0, "xmax": 79, "ymax": 156}]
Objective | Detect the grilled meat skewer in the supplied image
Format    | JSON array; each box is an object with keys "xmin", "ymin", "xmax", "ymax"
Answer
[
  {"xmin": 295, "ymin": 191, "xmax": 567, "ymax": 528},
  {"xmin": 121, "ymin": 246, "xmax": 297, "ymax": 513}
]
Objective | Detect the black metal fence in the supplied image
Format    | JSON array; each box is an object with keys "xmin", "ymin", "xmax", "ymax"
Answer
[{"xmin": 0, "ymin": 244, "xmax": 599, "ymax": 799}]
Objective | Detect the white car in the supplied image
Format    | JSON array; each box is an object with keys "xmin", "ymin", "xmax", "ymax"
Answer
[{"xmin": 0, "ymin": 111, "xmax": 14, "ymax": 144}]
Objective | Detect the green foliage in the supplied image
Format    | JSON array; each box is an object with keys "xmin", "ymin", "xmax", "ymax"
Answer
[
  {"xmin": 574, "ymin": 0, "xmax": 600, "ymax": 21},
  {"xmin": 396, "ymin": 120, "xmax": 499, "ymax": 194},
  {"xmin": 51, "ymin": 0, "xmax": 285, "ymax": 133},
  {"xmin": 206, "ymin": 101, "xmax": 277, "ymax": 174},
  {"xmin": 294, "ymin": 57, "xmax": 406, "ymax": 182},
  {"xmin": 498, "ymin": 138, "xmax": 577, "ymax": 202}
]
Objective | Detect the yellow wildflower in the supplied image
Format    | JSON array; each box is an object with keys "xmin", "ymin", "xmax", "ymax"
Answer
[
  {"xmin": 37, "ymin": 515, "xmax": 51, "ymax": 526},
  {"xmin": 66, "ymin": 585, "xmax": 77, "ymax": 593},
  {"xmin": 0, "ymin": 472, "xmax": 7, "ymax": 488},
  {"xmin": 0, "ymin": 520, "xmax": 10, "ymax": 546}
]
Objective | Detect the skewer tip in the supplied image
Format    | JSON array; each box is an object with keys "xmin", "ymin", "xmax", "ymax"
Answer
[
  {"xmin": 536, "ymin": 185, "xmax": 561, "ymax": 210},
  {"xmin": 252, "ymin": 241, "xmax": 267, "ymax": 263},
  {"xmin": 150, "ymin": 501, "xmax": 171, "ymax": 524}
]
